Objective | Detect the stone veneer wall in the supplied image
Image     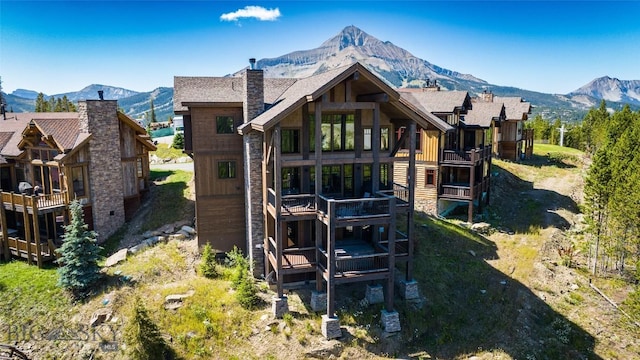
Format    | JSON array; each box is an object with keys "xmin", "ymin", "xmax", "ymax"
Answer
[
  {"xmin": 242, "ymin": 69, "xmax": 266, "ymax": 277},
  {"xmin": 78, "ymin": 100, "xmax": 125, "ymax": 241}
]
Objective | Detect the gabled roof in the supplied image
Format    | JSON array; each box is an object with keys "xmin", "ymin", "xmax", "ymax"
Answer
[
  {"xmin": 173, "ymin": 76, "xmax": 297, "ymax": 113},
  {"xmin": 240, "ymin": 63, "xmax": 452, "ymax": 134},
  {"xmin": 463, "ymin": 102, "xmax": 505, "ymax": 128},
  {"xmin": 494, "ymin": 96, "xmax": 532, "ymax": 121},
  {"xmin": 29, "ymin": 118, "xmax": 81, "ymax": 151},
  {"xmin": 0, "ymin": 109, "xmax": 156, "ymax": 159},
  {"xmin": 397, "ymin": 90, "xmax": 471, "ymax": 114},
  {"xmin": 1, "ymin": 113, "xmax": 79, "ymax": 158}
]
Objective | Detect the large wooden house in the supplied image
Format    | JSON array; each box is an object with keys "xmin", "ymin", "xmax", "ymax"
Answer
[
  {"xmin": 0, "ymin": 100, "xmax": 156, "ymax": 267},
  {"xmin": 477, "ymin": 92, "xmax": 533, "ymax": 160},
  {"xmin": 396, "ymin": 88, "xmax": 503, "ymax": 222},
  {"xmin": 174, "ymin": 62, "xmax": 452, "ymax": 337}
]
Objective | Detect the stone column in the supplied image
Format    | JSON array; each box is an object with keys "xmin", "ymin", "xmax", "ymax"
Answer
[
  {"xmin": 78, "ymin": 100, "xmax": 125, "ymax": 241},
  {"xmin": 242, "ymin": 68, "xmax": 266, "ymax": 278}
]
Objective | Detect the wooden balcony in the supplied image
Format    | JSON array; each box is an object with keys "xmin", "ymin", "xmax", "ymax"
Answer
[
  {"xmin": 317, "ymin": 244, "xmax": 390, "ymax": 284},
  {"xmin": 0, "ymin": 234, "xmax": 59, "ymax": 266},
  {"xmin": 266, "ymin": 236, "xmax": 316, "ymax": 275},
  {"xmin": 439, "ymin": 180, "xmax": 490, "ymax": 201},
  {"xmin": 267, "ymin": 183, "xmax": 409, "ymax": 221},
  {"xmin": 1, "ymin": 191, "xmax": 67, "ymax": 214},
  {"xmin": 440, "ymin": 145, "xmax": 491, "ymax": 165}
]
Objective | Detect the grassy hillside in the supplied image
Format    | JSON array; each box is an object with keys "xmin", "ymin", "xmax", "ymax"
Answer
[{"xmin": 2, "ymin": 148, "xmax": 639, "ymax": 359}]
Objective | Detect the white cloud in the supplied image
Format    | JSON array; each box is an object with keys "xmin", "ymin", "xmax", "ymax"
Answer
[{"xmin": 220, "ymin": 6, "xmax": 281, "ymax": 22}]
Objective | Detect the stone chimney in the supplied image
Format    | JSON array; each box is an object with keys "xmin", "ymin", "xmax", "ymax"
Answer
[
  {"xmin": 423, "ymin": 79, "xmax": 441, "ymax": 92},
  {"xmin": 77, "ymin": 100, "xmax": 125, "ymax": 241},
  {"xmin": 242, "ymin": 60, "xmax": 266, "ymax": 277},
  {"xmin": 243, "ymin": 63, "xmax": 264, "ymax": 123},
  {"xmin": 481, "ymin": 90, "xmax": 494, "ymax": 102}
]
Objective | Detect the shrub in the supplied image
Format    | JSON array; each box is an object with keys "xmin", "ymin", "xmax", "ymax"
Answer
[
  {"xmin": 123, "ymin": 297, "xmax": 172, "ymax": 360},
  {"xmin": 172, "ymin": 132, "xmax": 184, "ymax": 149},
  {"xmin": 56, "ymin": 199, "xmax": 102, "ymax": 296},
  {"xmin": 225, "ymin": 246, "xmax": 258, "ymax": 309},
  {"xmin": 198, "ymin": 243, "xmax": 218, "ymax": 278}
]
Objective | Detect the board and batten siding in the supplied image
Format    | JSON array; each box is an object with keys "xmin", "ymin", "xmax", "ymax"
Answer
[
  {"xmin": 393, "ymin": 161, "xmax": 438, "ymax": 215},
  {"xmin": 190, "ymin": 107, "xmax": 246, "ymax": 253}
]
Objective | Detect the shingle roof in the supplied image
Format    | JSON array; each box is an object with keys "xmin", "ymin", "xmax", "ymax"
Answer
[
  {"xmin": 0, "ymin": 113, "xmax": 78, "ymax": 157},
  {"xmin": 463, "ymin": 102, "xmax": 505, "ymax": 128},
  {"xmin": 173, "ymin": 76, "xmax": 297, "ymax": 113},
  {"xmin": 494, "ymin": 96, "xmax": 531, "ymax": 121},
  {"xmin": 33, "ymin": 118, "xmax": 81, "ymax": 151},
  {"xmin": 397, "ymin": 90, "xmax": 470, "ymax": 113}
]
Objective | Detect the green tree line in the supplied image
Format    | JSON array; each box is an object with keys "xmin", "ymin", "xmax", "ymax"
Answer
[
  {"xmin": 579, "ymin": 102, "xmax": 640, "ymax": 319},
  {"xmin": 35, "ymin": 92, "xmax": 77, "ymax": 112}
]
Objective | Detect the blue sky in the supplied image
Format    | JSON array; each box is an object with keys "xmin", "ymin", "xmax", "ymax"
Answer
[{"xmin": 1, "ymin": 1, "xmax": 639, "ymax": 95}]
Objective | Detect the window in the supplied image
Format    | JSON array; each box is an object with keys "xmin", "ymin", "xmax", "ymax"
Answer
[
  {"xmin": 281, "ymin": 129, "xmax": 300, "ymax": 154},
  {"xmin": 397, "ymin": 127, "xmax": 421, "ymax": 151},
  {"xmin": 310, "ymin": 114, "xmax": 355, "ymax": 152},
  {"xmin": 364, "ymin": 128, "xmax": 390, "ymax": 151},
  {"xmin": 425, "ymin": 169, "xmax": 436, "ymax": 186},
  {"xmin": 218, "ymin": 161, "xmax": 236, "ymax": 179},
  {"xmin": 71, "ymin": 167, "xmax": 86, "ymax": 197},
  {"xmin": 363, "ymin": 163, "xmax": 390, "ymax": 190},
  {"xmin": 216, "ymin": 116, "xmax": 235, "ymax": 134}
]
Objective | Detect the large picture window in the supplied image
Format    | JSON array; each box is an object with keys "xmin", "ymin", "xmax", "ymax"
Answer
[
  {"xmin": 310, "ymin": 114, "xmax": 355, "ymax": 152},
  {"xmin": 218, "ymin": 161, "xmax": 236, "ymax": 179},
  {"xmin": 216, "ymin": 116, "xmax": 235, "ymax": 134}
]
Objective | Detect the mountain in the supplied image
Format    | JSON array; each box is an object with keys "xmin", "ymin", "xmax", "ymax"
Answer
[
  {"xmin": 4, "ymin": 26, "xmax": 639, "ymax": 123},
  {"xmin": 568, "ymin": 76, "xmax": 640, "ymax": 107},
  {"xmin": 2, "ymin": 85, "xmax": 174, "ymax": 122},
  {"xmin": 57, "ymin": 84, "xmax": 140, "ymax": 102},
  {"xmin": 254, "ymin": 25, "xmax": 486, "ymax": 89},
  {"xmin": 11, "ymin": 89, "xmax": 40, "ymax": 100},
  {"xmin": 247, "ymin": 26, "xmax": 638, "ymax": 121}
]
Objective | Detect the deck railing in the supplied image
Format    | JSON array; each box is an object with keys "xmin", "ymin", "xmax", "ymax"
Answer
[
  {"xmin": 266, "ymin": 236, "xmax": 316, "ymax": 271},
  {"xmin": 1, "ymin": 191, "xmax": 67, "ymax": 210},
  {"xmin": 318, "ymin": 248, "xmax": 390, "ymax": 274},
  {"xmin": 441, "ymin": 145, "xmax": 491, "ymax": 164}
]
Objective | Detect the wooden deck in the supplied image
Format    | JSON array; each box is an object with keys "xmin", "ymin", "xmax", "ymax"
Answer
[
  {"xmin": 265, "ymin": 237, "xmax": 407, "ymax": 281},
  {"xmin": 440, "ymin": 145, "xmax": 491, "ymax": 165},
  {"xmin": 266, "ymin": 184, "xmax": 410, "ymax": 221},
  {"xmin": 1, "ymin": 191, "xmax": 67, "ymax": 214},
  {"xmin": 0, "ymin": 235, "xmax": 58, "ymax": 265}
]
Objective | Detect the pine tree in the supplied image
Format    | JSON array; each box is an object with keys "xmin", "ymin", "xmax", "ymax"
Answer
[
  {"xmin": 198, "ymin": 243, "xmax": 218, "ymax": 278},
  {"xmin": 35, "ymin": 92, "xmax": 46, "ymax": 112},
  {"xmin": 56, "ymin": 200, "xmax": 102, "ymax": 295},
  {"xmin": 123, "ymin": 297, "xmax": 171, "ymax": 360},
  {"xmin": 171, "ymin": 132, "xmax": 184, "ymax": 149},
  {"xmin": 149, "ymin": 98, "xmax": 157, "ymax": 123}
]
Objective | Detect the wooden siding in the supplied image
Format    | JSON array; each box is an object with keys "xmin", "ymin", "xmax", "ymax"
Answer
[
  {"xmin": 119, "ymin": 123, "xmax": 138, "ymax": 158},
  {"xmin": 121, "ymin": 160, "xmax": 138, "ymax": 197},
  {"xmin": 196, "ymin": 196, "xmax": 245, "ymax": 252},
  {"xmin": 501, "ymin": 121, "xmax": 518, "ymax": 142},
  {"xmin": 191, "ymin": 108, "xmax": 244, "ymax": 152}
]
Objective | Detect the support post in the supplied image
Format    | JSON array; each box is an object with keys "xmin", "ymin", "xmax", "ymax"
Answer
[
  {"xmin": 407, "ymin": 122, "xmax": 416, "ymax": 280},
  {"xmin": 22, "ymin": 194, "xmax": 32, "ymax": 265},
  {"xmin": 0, "ymin": 195, "xmax": 9, "ymax": 260}
]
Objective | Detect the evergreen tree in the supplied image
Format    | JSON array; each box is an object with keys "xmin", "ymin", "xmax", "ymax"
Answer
[
  {"xmin": 171, "ymin": 132, "xmax": 184, "ymax": 149},
  {"xmin": 123, "ymin": 297, "xmax": 171, "ymax": 360},
  {"xmin": 56, "ymin": 200, "xmax": 102, "ymax": 295},
  {"xmin": 581, "ymin": 100, "xmax": 609, "ymax": 153},
  {"xmin": 149, "ymin": 98, "xmax": 157, "ymax": 123},
  {"xmin": 198, "ymin": 243, "xmax": 218, "ymax": 278},
  {"xmin": 35, "ymin": 92, "xmax": 47, "ymax": 112}
]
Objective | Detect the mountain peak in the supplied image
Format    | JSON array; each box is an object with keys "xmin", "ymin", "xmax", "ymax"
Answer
[{"xmin": 320, "ymin": 25, "xmax": 380, "ymax": 51}]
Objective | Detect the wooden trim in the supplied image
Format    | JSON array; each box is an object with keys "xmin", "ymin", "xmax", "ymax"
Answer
[{"xmin": 320, "ymin": 102, "xmax": 377, "ymax": 111}]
